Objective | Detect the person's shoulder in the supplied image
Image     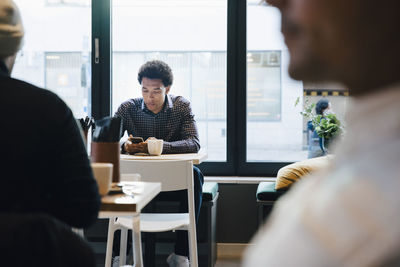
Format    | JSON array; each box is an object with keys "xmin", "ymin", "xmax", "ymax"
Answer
[
  {"xmin": 170, "ymin": 95, "xmax": 191, "ymax": 108},
  {"xmin": 6, "ymin": 77, "xmax": 50, "ymax": 95},
  {"xmin": 170, "ymin": 94, "xmax": 189, "ymax": 103},
  {"xmin": 115, "ymin": 98, "xmax": 144, "ymax": 117},
  {"xmin": 5, "ymin": 77, "xmax": 66, "ymax": 107},
  {"xmin": 119, "ymin": 98, "xmax": 143, "ymax": 109}
]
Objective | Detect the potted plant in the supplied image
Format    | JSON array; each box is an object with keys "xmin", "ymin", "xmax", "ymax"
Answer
[{"xmin": 295, "ymin": 97, "xmax": 343, "ymax": 155}]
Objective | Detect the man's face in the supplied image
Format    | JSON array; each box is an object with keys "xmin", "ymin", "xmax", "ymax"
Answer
[
  {"xmin": 266, "ymin": 0, "xmax": 398, "ymax": 91},
  {"xmin": 141, "ymin": 77, "xmax": 170, "ymax": 114}
]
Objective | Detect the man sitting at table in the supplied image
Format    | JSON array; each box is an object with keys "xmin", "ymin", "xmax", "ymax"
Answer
[
  {"xmin": 115, "ymin": 59, "xmax": 203, "ymax": 267},
  {"xmin": 0, "ymin": 0, "xmax": 100, "ymax": 229}
]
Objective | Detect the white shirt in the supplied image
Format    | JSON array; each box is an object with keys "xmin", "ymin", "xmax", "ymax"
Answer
[{"xmin": 243, "ymin": 85, "xmax": 400, "ymax": 267}]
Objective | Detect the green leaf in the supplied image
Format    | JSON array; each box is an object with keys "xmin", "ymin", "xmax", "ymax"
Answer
[{"xmin": 294, "ymin": 97, "xmax": 300, "ymax": 107}]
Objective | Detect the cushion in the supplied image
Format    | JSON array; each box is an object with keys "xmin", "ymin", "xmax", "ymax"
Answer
[
  {"xmin": 202, "ymin": 182, "xmax": 218, "ymax": 201},
  {"xmin": 275, "ymin": 155, "xmax": 332, "ymax": 190},
  {"xmin": 256, "ymin": 182, "xmax": 287, "ymax": 201}
]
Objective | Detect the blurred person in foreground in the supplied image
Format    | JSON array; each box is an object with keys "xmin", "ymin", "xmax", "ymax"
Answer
[
  {"xmin": 243, "ymin": 0, "xmax": 400, "ymax": 266},
  {"xmin": 0, "ymin": 0, "xmax": 100, "ymax": 228},
  {"xmin": 115, "ymin": 60, "xmax": 203, "ymax": 267}
]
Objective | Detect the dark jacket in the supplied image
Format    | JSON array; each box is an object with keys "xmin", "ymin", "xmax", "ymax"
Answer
[
  {"xmin": 0, "ymin": 61, "xmax": 100, "ymax": 228},
  {"xmin": 0, "ymin": 213, "xmax": 96, "ymax": 267}
]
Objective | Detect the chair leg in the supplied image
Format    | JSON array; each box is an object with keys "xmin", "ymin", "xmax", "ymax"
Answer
[
  {"xmin": 188, "ymin": 227, "xmax": 198, "ymax": 267},
  {"xmin": 131, "ymin": 214, "xmax": 143, "ymax": 267},
  {"xmin": 105, "ymin": 218, "xmax": 119, "ymax": 267},
  {"xmin": 144, "ymin": 232, "xmax": 156, "ymax": 267},
  {"xmin": 119, "ymin": 228, "xmax": 128, "ymax": 266}
]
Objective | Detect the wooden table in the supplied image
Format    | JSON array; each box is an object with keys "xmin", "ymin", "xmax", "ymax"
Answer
[
  {"xmin": 99, "ymin": 181, "xmax": 161, "ymax": 267},
  {"xmin": 120, "ymin": 152, "xmax": 207, "ymax": 165},
  {"xmin": 100, "ymin": 182, "xmax": 161, "ymax": 215}
]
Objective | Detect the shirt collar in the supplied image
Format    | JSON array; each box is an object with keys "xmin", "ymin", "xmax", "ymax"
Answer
[
  {"xmin": 165, "ymin": 94, "xmax": 173, "ymax": 109},
  {"xmin": 141, "ymin": 94, "xmax": 174, "ymax": 114}
]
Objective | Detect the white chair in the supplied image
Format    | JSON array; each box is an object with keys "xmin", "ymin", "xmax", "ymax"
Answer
[
  {"xmin": 105, "ymin": 159, "xmax": 198, "ymax": 267},
  {"xmin": 104, "ymin": 172, "xmax": 142, "ymax": 267}
]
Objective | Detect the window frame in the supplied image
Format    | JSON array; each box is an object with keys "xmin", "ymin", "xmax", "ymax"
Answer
[{"xmin": 91, "ymin": 0, "xmax": 293, "ymax": 177}]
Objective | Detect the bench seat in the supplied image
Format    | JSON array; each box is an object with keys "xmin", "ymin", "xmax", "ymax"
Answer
[{"xmin": 256, "ymin": 181, "xmax": 287, "ymax": 226}]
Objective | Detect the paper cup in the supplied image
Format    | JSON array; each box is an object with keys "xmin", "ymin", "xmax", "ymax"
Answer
[
  {"xmin": 91, "ymin": 142, "xmax": 120, "ymax": 183},
  {"xmin": 91, "ymin": 162, "xmax": 113, "ymax": 195}
]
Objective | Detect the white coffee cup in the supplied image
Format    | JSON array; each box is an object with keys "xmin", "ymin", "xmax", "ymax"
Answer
[
  {"xmin": 147, "ymin": 139, "xmax": 163, "ymax": 156},
  {"xmin": 91, "ymin": 162, "xmax": 113, "ymax": 195}
]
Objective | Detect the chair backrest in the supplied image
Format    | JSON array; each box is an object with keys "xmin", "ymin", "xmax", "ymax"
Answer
[{"xmin": 120, "ymin": 159, "xmax": 194, "ymax": 192}]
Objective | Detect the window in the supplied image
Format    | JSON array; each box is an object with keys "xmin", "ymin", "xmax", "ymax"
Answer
[
  {"xmin": 112, "ymin": 0, "xmax": 227, "ymax": 162},
  {"xmin": 5, "ymin": 0, "xmax": 352, "ymax": 176},
  {"xmin": 91, "ymin": 0, "xmax": 350, "ymax": 175},
  {"xmin": 12, "ymin": 0, "xmax": 91, "ymax": 118}
]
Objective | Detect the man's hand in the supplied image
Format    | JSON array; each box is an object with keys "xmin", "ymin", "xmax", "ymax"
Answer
[{"xmin": 124, "ymin": 140, "xmax": 148, "ymax": 154}]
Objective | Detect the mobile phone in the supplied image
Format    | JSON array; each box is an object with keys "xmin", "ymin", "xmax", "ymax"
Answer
[{"xmin": 129, "ymin": 137, "xmax": 144, "ymax": 144}]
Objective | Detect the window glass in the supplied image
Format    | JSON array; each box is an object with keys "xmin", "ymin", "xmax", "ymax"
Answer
[
  {"xmin": 112, "ymin": 0, "xmax": 227, "ymax": 161},
  {"xmin": 12, "ymin": 0, "xmax": 91, "ymax": 118},
  {"xmin": 246, "ymin": 2, "xmax": 348, "ymax": 162},
  {"xmin": 247, "ymin": 2, "xmax": 304, "ymax": 162},
  {"xmin": 247, "ymin": 51, "xmax": 281, "ymax": 122}
]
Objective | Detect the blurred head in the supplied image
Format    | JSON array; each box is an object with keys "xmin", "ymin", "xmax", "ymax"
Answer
[
  {"xmin": 0, "ymin": 0, "xmax": 24, "ymax": 72},
  {"xmin": 315, "ymin": 98, "xmax": 330, "ymax": 115},
  {"xmin": 266, "ymin": 0, "xmax": 400, "ymax": 95},
  {"xmin": 137, "ymin": 60, "xmax": 173, "ymax": 114}
]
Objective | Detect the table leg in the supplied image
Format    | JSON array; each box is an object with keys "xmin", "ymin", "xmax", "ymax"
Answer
[{"xmin": 132, "ymin": 214, "xmax": 143, "ymax": 267}]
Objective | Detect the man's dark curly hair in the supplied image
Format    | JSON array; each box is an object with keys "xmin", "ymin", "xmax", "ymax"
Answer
[{"xmin": 137, "ymin": 60, "xmax": 173, "ymax": 87}]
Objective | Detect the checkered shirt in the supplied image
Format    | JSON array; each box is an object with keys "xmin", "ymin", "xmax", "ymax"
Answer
[{"xmin": 115, "ymin": 94, "xmax": 200, "ymax": 154}]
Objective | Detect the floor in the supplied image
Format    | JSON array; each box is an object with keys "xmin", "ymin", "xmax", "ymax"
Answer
[
  {"xmin": 94, "ymin": 251, "xmax": 241, "ymax": 267},
  {"xmin": 88, "ymin": 220, "xmax": 242, "ymax": 267},
  {"xmin": 153, "ymin": 255, "xmax": 241, "ymax": 267},
  {"xmin": 215, "ymin": 257, "xmax": 241, "ymax": 267},
  {"xmin": 97, "ymin": 255, "xmax": 241, "ymax": 267}
]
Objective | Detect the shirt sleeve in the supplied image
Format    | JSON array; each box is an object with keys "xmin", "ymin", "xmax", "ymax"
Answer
[
  {"xmin": 115, "ymin": 103, "xmax": 130, "ymax": 153},
  {"xmin": 163, "ymin": 100, "xmax": 201, "ymax": 154}
]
